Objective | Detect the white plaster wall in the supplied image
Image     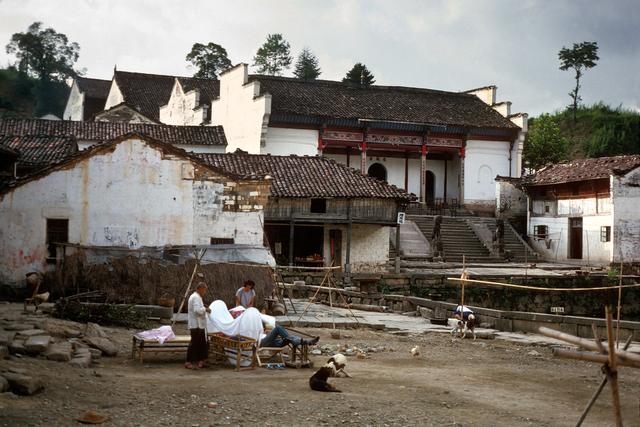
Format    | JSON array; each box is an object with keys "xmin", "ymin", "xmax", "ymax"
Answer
[
  {"xmin": 495, "ymin": 181, "xmax": 527, "ymax": 217},
  {"xmin": 264, "ymin": 127, "xmax": 318, "ymax": 156},
  {"xmin": 160, "ymin": 81, "xmax": 207, "ymax": 126},
  {"xmin": 528, "ymin": 214, "xmax": 612, "ymax": 264},
  {"xmin": 612, "ymin": 168, "xmax": 640, "ymax": 263},
  {"xmin": 177, "ymin": 144, "xmax": 226, "ymax": 154},
  {"xmin": 103, "ymin": 80, "xmax": 124, "ymax": 110},
  {"xmin": 63, "ymin": 82, "xmax": 84, "ymax": 121},
  {"xmin": 211, "ymin": 65, "xmax": 270, "ymax": 154},
  {"xmin": 0, "ymin": 138, "xmax": 264, "ymax": 285},
  {"xmin": 464, "ymin": 140, "xmax": 511, "ymax": 205},
  {"xmin": 322, "ymin": 224, "xmax": 390, "ymax": 272}
]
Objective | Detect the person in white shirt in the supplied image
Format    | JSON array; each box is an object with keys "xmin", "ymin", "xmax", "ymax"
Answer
[
  {"xmin": 235, "ymin": 280, "xmax": 256, "ymax": 308},
  {"xmin": 185, "ymin": 282, "xmax": 211, "ymax": 369}
]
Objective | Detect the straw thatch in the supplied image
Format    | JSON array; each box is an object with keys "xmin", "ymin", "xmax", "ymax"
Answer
[{"xmin": 52, "ymin": 249, "xmax": 274, "ymax": 310}]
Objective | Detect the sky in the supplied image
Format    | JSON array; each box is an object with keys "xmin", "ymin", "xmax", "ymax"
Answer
[{"xmin": 0, "ymin": 0, "xmax": 638, "ymax": 116}]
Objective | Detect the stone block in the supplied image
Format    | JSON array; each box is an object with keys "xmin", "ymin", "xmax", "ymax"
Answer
[
  {"xmin": 0, "ymin": 375, "xmax": 8, "ymax": 392},
  {"xmin": 8, "ymin": 339, "xmax": 27, "ymax": 355},
  {"xmin": 85, "ymin": 322, "xmax": 108, "ymax": 338},
  {"xmin": 84, "ymin": 337, "xmax": 118, "ymax": 357},
  {"xmin": 3, "ymin": 373, "xmax": 44, "ymax": 395},
  {"xmin": 0, "ymin": 345, "xmax": 8, "ymax": 359},
  {"xmin": 88, "ymin": 348, "xmax": 102, "ymax": 359},
  {"xmin": 0, "ymin": 332, "xmax": 15, "ymax": 346},
  {"xmin": 4, "ymin": 323, "xmax": 34, "ymax": 332},
  {"xmin": 45, "ymin": 342, "xmax": 73, "ymax": 362},
  {"xmin": 24, "ymin": 335, "xmax": 51, "ymax": 354},
  {"xmin": 418, "ymin": 307, "xmax": 434, "ymax": 319},
  {"xmin": 16, "ymin": 329, "xmax": 47, "ymax": 339},
  {"xmin": 494, "ymin": 318, "xmax": 513, "ymax": 332}
]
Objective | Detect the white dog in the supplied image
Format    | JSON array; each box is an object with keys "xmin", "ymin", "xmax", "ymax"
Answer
[{"xmin": 449, "ymin": 314, "xmax": 477, "ymax": 340}]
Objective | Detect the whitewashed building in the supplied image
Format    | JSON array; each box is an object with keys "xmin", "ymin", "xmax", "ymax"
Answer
[
  {"xmin": 210, "ymin": 64, "xmax": 527, "ymax": 213},
  {"xmin": 63, "ymin": 77, "xmax": 111, "ymax": 121},
  {"xmin": 0, "ymin": 133, "xmax": 270, "ymax": 286},
  {"xmin": 523, "ymin": 156, "xmax": 640, "ymax": 264}
]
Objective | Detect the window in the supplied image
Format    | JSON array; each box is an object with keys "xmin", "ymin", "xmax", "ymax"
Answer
[
  {"xmin": 600, "ymin": 226, "xmax": 611, "ymax": 242},
  {"xmin": 46, "ymin": 219, "xmax": 68, "ymax": 264},
  {"xmin": 310, "ymin": 198, "xmax": 327, "ymax": 214},
  {"xmin": 210, "ymin": 237, "xmax": 234, "ymax": 245},
  {"xmin": 533, "ymin": 225, "xmax": 548, "ymax": 240},
  {"xmin": 544, "ymin": 205, "xmax": 550, "ymax": 213}
]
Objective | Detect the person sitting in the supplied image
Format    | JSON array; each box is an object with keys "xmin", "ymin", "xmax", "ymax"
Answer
[
  {"xmin": 309, "ymin": 354, "xmax": 347, "ymax": 392},
  {"xmin": 235, "ymin": 280, "xmax": 256, "ymax": 308},
  {"xmin": 259, "ymin": 325, "xmax": 319, "ymax": 348}
]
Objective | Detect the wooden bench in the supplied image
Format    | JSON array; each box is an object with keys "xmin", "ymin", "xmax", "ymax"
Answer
[
  {"xmin": 208, "ymin": 334, "xmax": 257, "ymax": 371},
  {"xmin": 131, "ymin": 335, "xmax": 191, "ymax": 363}
]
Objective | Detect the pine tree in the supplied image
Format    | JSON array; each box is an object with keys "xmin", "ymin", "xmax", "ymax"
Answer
[
  {"xmin": 343, "ymin": 63, "xmax": 375, "ymax": 86},
  {"xmin": 253, "ymin": 34, "xmax": 292, "ymax": 76},
  {"xmin": 293, "ymin": 48, "xmax": 321, "ymax": 80}
]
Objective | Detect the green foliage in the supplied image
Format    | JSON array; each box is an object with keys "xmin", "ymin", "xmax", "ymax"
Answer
[
  {"xmin": 54, "ymin": 300, "xmax": 150, "ymax": 329},
  {"xmin": 253, "ymin": 34, "xmax": 292, "ymax": 76},
  {"xmin": 186, "ymin": 42, "xmax": 232, "ymax": 79},
  {"xmin": 0, "ymin": 66, "xmax": 37, "ymax": 117},
  {"xmin": 293, "ymin": 48, "xmax": 321, "ymax": 80},
  {"xmin": 6, "ymin": 21, "xmax": 82, "ymax": 82},
  {"xmin": 558, "ymin": 41, "xmax": 599, "ymax": 121},
  {"xmin": 524, "ymin": 114, "xmax": 569, "ymax": 170},
  {"xmin": 343, "ymin": 63, "xmax": 375, "ymax": 86}
]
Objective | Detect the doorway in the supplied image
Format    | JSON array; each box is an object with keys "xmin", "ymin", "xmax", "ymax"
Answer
[
  {"xmin": 425, "ymin": 170, "xmax": 435, "ymax": 205},
  {"xmin": 368, "ymin": 163, "xmax": 387, "ymax": 182},
  {"xmin": 329, "ymin": 229, "xmax": 342, "ymax": 267},
  {"xmin": 569, "ymin": 217, "xmax": 583, "ymax": 259}
]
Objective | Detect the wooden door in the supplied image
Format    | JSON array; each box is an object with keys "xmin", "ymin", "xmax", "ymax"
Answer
[
  {"xmin": 329, "ymin": 229, "xmax": 342, "ymax": 267},
  {"xmin": 569, "ymin": 218, "xmax": 583, "ymax": 259}
]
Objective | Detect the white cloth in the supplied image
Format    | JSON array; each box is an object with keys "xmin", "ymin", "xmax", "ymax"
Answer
[
  {"xmin": 135, "ymin": 325, "xmax": 175, "ymax": 344},
  {"xmin": 206, "ymin": 300, "xmax": 264, "ymax": 341},
  {"xmin": 188, "ymin": 292, "xmax": 207, "ymax": 330},
  {"xmin": 455, "ymin": 305, "xmax": 473, "ymax": 313}
]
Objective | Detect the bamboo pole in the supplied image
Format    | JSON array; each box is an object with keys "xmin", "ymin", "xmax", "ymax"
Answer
[
  {"xmin": 605, "ymin": 306, "xmax": 623, "ymax": 427},
  {"xmin": 616, "ymin": 260, "xmax": 623, "ymax": 349},
  {"xmin": 552, "ymin": 348, "xmax": 640, "ymax": 369},
  {"xmin": 448, "ymin": 277, "xmax": 640, "ymax": 292},
  {"xmin": 538, "ymin": 327, "xmax": 640, "ymax": 364}
]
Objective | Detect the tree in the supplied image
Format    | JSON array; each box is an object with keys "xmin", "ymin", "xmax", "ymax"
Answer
[
  {"xmin": 524, "ymin": 114, "xmax": 569, "ymax": 171},
  {"xmin": 186, "ymin": 42, "xmax": 232, "ymax": 79},
  {"xmin": 343, "ymin": 63, "xmax": 375, "ymax": 86},
  {"xmin": 253, "ymin": 34, "xmax": 292, "ymax": 76},
  {"xmin": 558, "ymin": 41, "xmax": 599, "ymax": 123},
  {"xmin": 5, "ymin": 22, "xmax": 81, "ymax": 82},
  {"xmin": 293, "ymin": 48, "xmax": 321, "ymax": 80}
]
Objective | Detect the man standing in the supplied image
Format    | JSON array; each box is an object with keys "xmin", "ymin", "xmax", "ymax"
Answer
[
  {"xmin": 235, "ymin": 280, "xmax": 256, "ymax": 308},
  {"xmin": 185, "ymin": 282, "xmax": 210, "ymax": 369}
]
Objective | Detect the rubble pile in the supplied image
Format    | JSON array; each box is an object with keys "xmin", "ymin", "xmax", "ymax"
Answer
[
  {"xmin": 0, "ymin": 305, "xmax": 120, "ymax": 395},
  {"xmin": 312, "ymin": 342, "xmax": 394, "ymax": 359}
]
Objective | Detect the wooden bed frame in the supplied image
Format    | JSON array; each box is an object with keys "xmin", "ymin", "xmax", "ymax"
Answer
[{"xmin": 131, "ymin": 335, "xmax": 191, "ymax": 363}]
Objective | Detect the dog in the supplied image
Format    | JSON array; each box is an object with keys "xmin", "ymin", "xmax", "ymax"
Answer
[
  {"xmin": 309, "ymin": 354, "xmax": 347, "ymax": 392},
  {"xmin": 450, "ymin": 313, "xmax": 477, "ymax": 340}
]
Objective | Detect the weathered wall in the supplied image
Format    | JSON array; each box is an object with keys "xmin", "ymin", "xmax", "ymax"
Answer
[
  {"xmin": 464, "ymin": 139, "xmax": 511, "ymax": 210},
  {"xmin": 496, "ymin": 180, "xmax": 527, "ymax": 219},
  {"xmin": 211, "ymin": 65, "xmax": 270, "ymax": 154},
  {"xmin": 63, "ymin": 81, "xmax": 84, "ymax": 121},
  {"xmin": 0, "ymin": 137, "xmax": 268, "ymax": 286},
  {"xmin": 322, "ymin": 224, "xmax": 390, "ymax": 273},
  {"xmin": 103, "ymin": 80, "xmax": 123, "ymax": 111},
  {"xmin": 612, "ymin": 168, "xmax": 640, "ymax": 263},
  {"xmin": 263, "ymin": 127, "xmax": 318, "ymax": 156},
  {"xmin": 159, "ymin": 80, "xmax": 207, "ymax": 126}
]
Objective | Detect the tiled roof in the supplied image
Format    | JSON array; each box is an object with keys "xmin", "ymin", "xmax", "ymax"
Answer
[
  {"xmin": 113, "ymin": 71, "xmax": 177, "ymax": 120},
  {"xmin": 197, "ymin": 152, "xmax": 414, "ymax": 200},
  {"xmin": 178, "ymin": 77, "xmax": 219, "ymax": 108},
  {"xmin": 0, "ymin": 118, "xmax": 227, "ymax": 146},
  {"xmin": 524, "ymin": 155, "xmax": 640, "ymax": 186},
  {"xmin": 0, "ymin": 135, "xmax": 78, "ymax": 166},
  {"xmin": 250, "ymin": 75, "xmax": 519, "ymax": 130},
  {"xmin": 75, "ymin": 77, "xmax": 111, "ymax": 99}
]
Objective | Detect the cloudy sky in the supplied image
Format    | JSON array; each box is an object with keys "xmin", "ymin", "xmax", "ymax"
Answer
[{"xmin": 0, "ymin": 0, "xmax": 638, "ymax": 116}]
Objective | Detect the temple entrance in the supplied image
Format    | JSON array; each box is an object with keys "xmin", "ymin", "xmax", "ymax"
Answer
[
  {"xmin": 425, "ymin": 171, "xmax": 435, "ymax": 205},
  {"xmin": 368, "ymin": 163, "xmax": 387, "ymax": 182}
]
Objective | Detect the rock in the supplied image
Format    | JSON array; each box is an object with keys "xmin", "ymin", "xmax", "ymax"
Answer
[
  {"xmin": 0, "ymin": 376, "xmax": 8, "ymax": 392},
  {"xmin": 88, "ymin": 348, "xmax": 102, "ymax": 359},
  {"xmin": 43, "ymin": 320, "xmax": 82, "ymax": 338},
  {"xmin": 0, "ymin": 331, "xmax": 15, "ymax": 346},
  {"xmin": 4, "ymin": 323, "xmax": 34, "ymax": 332},
  {"xmin": 84, "ymin": 337, "xmax": 118, "ymax": 357},
  {"xmin": 3, "ymin": 373, "xmax": 44, "ymax": 395},
  {"xmin": 207, "ymin": 402, "xmax": 219, "ymax": 409},
  {"xmin": 45, "ymin": 342, "xmax": 73, "ymax": 362},
  {"xmin": 310, "ymin": 349, "xmax": 322, "ymax": 356},
  {"xmin": 85, "ymin": 323, "xmax": 108, "ymax": 339},
  {"xmin": 70, "ymin": 352, "xmax": 92, "ymax": 368},
  {"xmin": 8, "ymin": 367, "xmax": 28, "ymax": 375},
  {"xmin": 16, "ymin": 329, "xmax": 47, "ymax": 338},
  {"xmin": 0, "ymin": 345, "xmax": 9, "ymax": 359},
  {"xmin": 8, "ymin": 339, "xmax": 27, "ymax": 355},
  {"xmin": 527, "ymin": 350, "xmax": 542, "ymax": 357},
  {"xmin": 24, "ymin": 335, "xmax": 51, "ymax": 354}
]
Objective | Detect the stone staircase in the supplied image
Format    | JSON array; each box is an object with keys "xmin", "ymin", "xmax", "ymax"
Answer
[
  {"xmin": 470, "ymin": 217, "xmax": 536, "ymax": 262},
  {"xmin": 407, "ymin": 215, "xmax": 496, "ymax": 262}
]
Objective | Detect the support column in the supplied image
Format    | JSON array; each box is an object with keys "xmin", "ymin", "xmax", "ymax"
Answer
[
  {"xmin": 345, "ymin": 201, "xmax": 352, "ymax": 277},
  {"xmin": 394, "ymin": 222, "xmax": 402, "ymax": 274},
  {"xmin": 317, "ymin": 129, "xmax": 325, "ymax": 156},
  {"xmin": 346, "ymin": 147, "xmax": 350, "ymax": 168},
  {"xmin": 288, "ymin": 221, "xmax": 295, "ymax": 266},
  {"xmin": 420, "ymin": 144, "xmax": 427, "ymax": 204},
  {"xmin": 404, "ymin": 153, "xmax": 409, "ymax": 191},
  {"xmin": 360, "ymin": 141, "xmax": 367, "ymax": 174},
  {"xmin": 459, "ymin": 145, "xmax": 466, "ymax": 206},
  {"xmin": 443, "ymin": 158, "xmax": 448, "ymax": 203}
]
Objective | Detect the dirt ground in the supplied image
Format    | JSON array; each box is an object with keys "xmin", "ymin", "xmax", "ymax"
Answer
[{"xmin": 2, "ymin": 315, "xmax": 640, "ymax": 426}]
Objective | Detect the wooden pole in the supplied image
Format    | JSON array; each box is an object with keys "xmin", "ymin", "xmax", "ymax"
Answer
[
  {"xmin": 172, "ymin": 249, "xmax": 205, "ymax": 328},
  {"xmin": 539, "ymin": 327, "xmax": 640, "ymax": 364},
  {"xmin": 552, "ymin": 348, "xmax": 640, "ymax": 369},
  {"xmin": 605, "ymin": 306, "xmax": 623, "ymax": 427}
]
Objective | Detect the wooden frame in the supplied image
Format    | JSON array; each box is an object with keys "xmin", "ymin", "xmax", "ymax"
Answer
[
  {"xmin": 131, "ymin": 335, "xmax": 191, "ymax": 363},
  {"xmin": 208, "ymin": 334, "xmax": 257, "ymax": 371}
]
